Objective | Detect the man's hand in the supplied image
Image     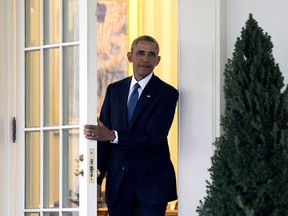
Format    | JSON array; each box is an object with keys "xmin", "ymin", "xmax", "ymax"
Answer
[{"xmin": 84, "ymin": 118, "xmax": 116, "ymax": 141}]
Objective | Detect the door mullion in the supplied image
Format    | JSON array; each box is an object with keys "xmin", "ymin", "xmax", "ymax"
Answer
[{"xmin": 40, "ymin": 0, "xmax": 44, "ymax": 212}]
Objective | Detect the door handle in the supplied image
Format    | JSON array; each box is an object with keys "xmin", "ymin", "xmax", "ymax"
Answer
[{"xmin": 74, "ymin": 169, "xmax": 84, "ymax": 177}]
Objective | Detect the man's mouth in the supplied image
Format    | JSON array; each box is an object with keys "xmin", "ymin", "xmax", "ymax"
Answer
[{"xmin": 139, "ymin": 64, "xmax": 151, "ymax": 68}]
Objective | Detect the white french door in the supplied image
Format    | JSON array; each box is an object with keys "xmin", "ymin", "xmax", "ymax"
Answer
[{"xmin": 16, "ymin": 0, "xmax": 97, "ymax": 215}]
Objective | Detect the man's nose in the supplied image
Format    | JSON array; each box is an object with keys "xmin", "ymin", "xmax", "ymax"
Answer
[{"xmin": 141, "ymin": 54, "xmax": 150, "ymax": 61}]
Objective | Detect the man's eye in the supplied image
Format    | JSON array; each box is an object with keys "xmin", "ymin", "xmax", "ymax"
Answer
[
  {"xmin": 148, "ymin": 52, "xmax": 156, "ymax": 57},
  {"xmin": 136, "ymin": 51, "xmax": 145, "ymax": 56}
]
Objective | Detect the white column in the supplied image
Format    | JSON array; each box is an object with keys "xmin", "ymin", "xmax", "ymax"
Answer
[{"xmin": 178, "ymin": 0, "xmax": 225, "ymax": 215}]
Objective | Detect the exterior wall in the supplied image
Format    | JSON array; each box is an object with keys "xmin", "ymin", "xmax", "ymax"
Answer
[
  {"xmin": 226, "ymin": 0, "xmax": 288, "ymax": 83},
  {"xmin": 179, "ymin": 0, "xmax": 288, "ymax": 215}
]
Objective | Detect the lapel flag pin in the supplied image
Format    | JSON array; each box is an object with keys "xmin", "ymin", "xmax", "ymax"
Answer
[{"xmin": 147, "ymin": 95, "xmax": 151, "ymax": 98}]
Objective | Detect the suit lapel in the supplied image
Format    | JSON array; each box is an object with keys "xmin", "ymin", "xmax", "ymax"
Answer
[{"xmin": 120, "ymin": 77, "xmax": 132, "ymax": 129}]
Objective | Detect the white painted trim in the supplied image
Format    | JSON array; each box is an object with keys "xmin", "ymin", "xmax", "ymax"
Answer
[
  {"xmin": 216, "ymin": 0, "xmax": 226, "ymax": 137},
  {"xmin": 213, "ymin": 0, "xmax": 226, "ymax": 139},
  {"xmin": 15, "ymin": 0, "xmax": 25, "ymax": 214}
]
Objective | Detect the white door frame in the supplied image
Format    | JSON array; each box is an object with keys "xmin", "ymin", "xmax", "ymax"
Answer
[
  {"xmin": 15, "ymin": 0, "xmax": 27, "ymax": 214},
  {"xmin": 0, "ymin": 0, "xmax": 16, "ymax": 215}
]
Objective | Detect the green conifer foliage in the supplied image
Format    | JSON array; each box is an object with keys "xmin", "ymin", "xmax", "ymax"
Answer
[{"xmin": 197, "ymin": 14, "xmax": 288, "ymax": 216}]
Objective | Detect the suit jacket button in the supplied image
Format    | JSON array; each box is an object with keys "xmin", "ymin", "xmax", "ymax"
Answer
[{"xmin": 122, "ymin": 167, "xmax": 125, "ymax": 171}]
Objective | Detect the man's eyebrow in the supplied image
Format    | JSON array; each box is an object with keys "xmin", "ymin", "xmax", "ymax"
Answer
[{"xmin": 136, "ymin": 50, "xmax": 156, "ymax": 54}]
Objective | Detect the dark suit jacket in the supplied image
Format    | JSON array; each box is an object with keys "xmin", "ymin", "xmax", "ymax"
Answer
[{"xmin": 97, "ymin": 74, "xmax": 178, "ymax": 206}]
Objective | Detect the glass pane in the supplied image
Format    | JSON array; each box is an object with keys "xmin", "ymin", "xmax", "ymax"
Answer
[
  {"xmin": 44, "ymin": 0, "xmax": 60, "ymax": 44},
  {"xmin": 25, "ymin": 213, "xmax": 40, "ymax": 216},
  {"xmin": 62, "ymin": 129, "xmax": 79, "ymax": 208},
  {"xmin": 63, "ymin": 0, "xmax": 79, "ymax": 42},
  {"xmin": 25, "ymin": 0, "xmax": 40, "ymax": 47},
  {"xmin": 43, "ymin": 130, "xmax": 60, "ymax": 208},
  {"xmin": 43, "ymin": 212, "xmax": 59, "ymax": 216},
  {"xmin": 25, "ymin": 131, "xmax": 40, "ymax": 209},
  {"xmin": 63, "ymin": 212, "xmax": 79, "ymax": 216},
  {"xmin": 63, "ymin": 46, "xmax": 79, "ymax": 125},
  {"xmin": 25, "ymin": 51, "xmax": 41, "ymax": 128},
  {"xmin": 44, "ymin": 48, "xmax": 60, "ymax": 126}
]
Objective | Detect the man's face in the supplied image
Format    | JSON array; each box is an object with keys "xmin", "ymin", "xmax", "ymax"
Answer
[{"xmin": 127, "ymin": 41, "xmax": 161, "ymax": 81}]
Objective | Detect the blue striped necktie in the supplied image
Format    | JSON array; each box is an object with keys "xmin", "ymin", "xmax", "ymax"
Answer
[{"xmin": 127, "ymin": 83, "xmax": 140, "ymax": 124}]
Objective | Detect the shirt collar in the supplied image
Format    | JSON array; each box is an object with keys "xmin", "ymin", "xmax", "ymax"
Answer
[{"xmin": 130, "ymin": 72, "xmax": 153, "ymax": 90}]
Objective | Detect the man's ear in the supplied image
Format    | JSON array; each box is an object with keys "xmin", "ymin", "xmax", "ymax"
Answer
[
  {"xmin": 156, "ymin": 56, "xmax": 161, "ymax": 65},
  {"xmin": 127, "ymin": 52, "xmax": 132, "ymax": 62}
]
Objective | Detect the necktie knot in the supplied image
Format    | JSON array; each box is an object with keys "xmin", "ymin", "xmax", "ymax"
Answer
[
  {"xmin": 132, "ymin": 83, "xmax": 140, "ymax": 93},
  {"xmin": 127, "ymin": 83, "xmax": 140, "ymax": 124}
]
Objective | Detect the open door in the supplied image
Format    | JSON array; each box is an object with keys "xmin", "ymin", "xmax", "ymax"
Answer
[{"xmin": 15, "ymin": 0, "xmax": 98, "ymax": 215}]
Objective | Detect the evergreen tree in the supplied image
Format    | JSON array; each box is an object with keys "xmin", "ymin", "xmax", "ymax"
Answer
[{"xmin": 197, "ymin": 14, "xmax": 288, "ymax": 216}]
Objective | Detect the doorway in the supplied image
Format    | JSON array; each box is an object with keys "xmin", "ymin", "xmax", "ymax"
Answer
[{"xmin": 96, "ymin": 0, "xmax": 178, "ymax": 214}]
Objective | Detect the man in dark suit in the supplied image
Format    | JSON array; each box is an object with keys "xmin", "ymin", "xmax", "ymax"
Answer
[{"xmin": 84, "ymin": 35, "xmax": 178, "ymax": 216}]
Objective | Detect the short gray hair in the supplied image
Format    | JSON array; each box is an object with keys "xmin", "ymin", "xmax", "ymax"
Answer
[{"xmin": 130, "ymin": 35, "xmax": 160, "ymax": 54}]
